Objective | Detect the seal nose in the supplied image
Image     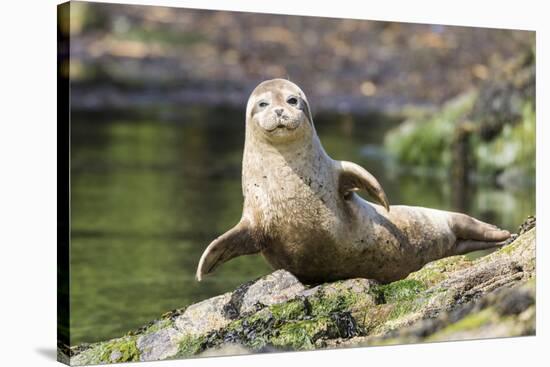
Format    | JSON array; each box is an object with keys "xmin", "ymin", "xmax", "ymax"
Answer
[{"xmin": 274, "ymin": 108, "xmax": 284, "ymax": 117}]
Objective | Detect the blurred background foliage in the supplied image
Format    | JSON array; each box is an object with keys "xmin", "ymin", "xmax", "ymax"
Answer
[
  {"xmin": 68, "ymin": 2, "xmax": 533, "ymax": 112},
  {"xmin": 63, "ymin": 2, "xmax": 535, "ymax": 345}
]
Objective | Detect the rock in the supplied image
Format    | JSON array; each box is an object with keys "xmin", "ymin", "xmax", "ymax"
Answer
[
  {"xmin": 199, "ymin": 343, "xmax": 251, "ymax": 357},
  {"xmin": 70, "ymin": 336, "xmax": 140, "ymax": 365},
  {"xmin": 237, "ymin": 269, "xmax": 306, "ymax": 315},
  {"xmin": 136, "ymin": 327, "xmax": 180, "ymax": 361},
  {"xmin": 67, "ymin": 269, "xmax": 307, "ymax": 364},
  {"xmin": 174, "ymin": 292, "xmax": 233, "ymax": 336},
  {"xmin": 337, "ymin": 278, "xmax": 535, "ymax": 347},
  {"xmin": 383, "ymin": 48, "xmax": 535, "ymax": 181},
  {"xmin": 519, "ymin": 215, "xmax": 536, "ymax": 235},
  {"xmin": 173, "ymin": 270, "xmax": 305, "ymax": 336},
  {"xmin": 67, "ymin": 224, "xmax": 536, "ymax": 365}
]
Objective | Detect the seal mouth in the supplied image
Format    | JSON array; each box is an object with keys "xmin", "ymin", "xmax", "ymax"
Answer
[{"xmin": 266, "ymin": 123, "xmax": 298, "ymax": 132}]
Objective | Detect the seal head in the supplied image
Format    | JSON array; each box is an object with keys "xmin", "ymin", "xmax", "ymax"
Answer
[{"xmin": 245, "ymin": 79, "xmax": 314, "ymax": 144}]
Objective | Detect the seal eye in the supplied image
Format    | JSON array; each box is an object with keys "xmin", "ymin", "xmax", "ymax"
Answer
[
  {"xmin": 287, "ymin": 97, "xmax": 298, "ymax": 106},
  {"xmin": 259, "ymin": 101, "xmax": 269, "ymax": 108}
]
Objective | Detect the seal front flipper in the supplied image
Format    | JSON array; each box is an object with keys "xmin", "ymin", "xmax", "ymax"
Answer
[
  {"xmin": 196, "ymin": 218, "xmax": 260, "ymax": 281},
  {"xmin": 337, "ymin": 160, "xmax": 390, "ymax": 211}
]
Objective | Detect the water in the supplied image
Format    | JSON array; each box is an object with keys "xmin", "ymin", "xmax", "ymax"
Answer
[{"xmin": 70, "ymin": 106, "xmax": 535, "ymax": 344}]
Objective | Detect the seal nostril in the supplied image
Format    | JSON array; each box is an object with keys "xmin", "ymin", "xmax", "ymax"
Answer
[{"xmin": 274, "ymin": 108, "xmax": 284, "ymax": 117}]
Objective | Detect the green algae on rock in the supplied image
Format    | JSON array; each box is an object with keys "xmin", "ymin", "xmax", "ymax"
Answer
[
  {"xmin": 65, "ymin": 223, "xmax": 536, "ymax": 365},
  {"xmin": 70, "ymin": 336, "xmax": 140, "ymax": 365}
]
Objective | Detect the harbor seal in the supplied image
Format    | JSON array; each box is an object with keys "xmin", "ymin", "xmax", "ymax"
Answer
[{"xmin": 196, "ymin": 79, "xmax": 511, "ymax": 284}]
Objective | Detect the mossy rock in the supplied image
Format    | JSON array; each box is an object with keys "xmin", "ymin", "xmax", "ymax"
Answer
[
  {"xmin": 67, "ymin": 225, "xmax": 535, "ymax": 365},
  {"xmin": 70, "ymin": 336, "xmax": 140, "ymax": 365},
  {"xmin": 383, "ymin": 49, "xmax": 535, "ymax": 182}
]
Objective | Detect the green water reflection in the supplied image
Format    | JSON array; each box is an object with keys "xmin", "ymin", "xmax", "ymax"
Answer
[{"xmin": 70, "ymin": 107, "xmax": 535, "ymax": 344}]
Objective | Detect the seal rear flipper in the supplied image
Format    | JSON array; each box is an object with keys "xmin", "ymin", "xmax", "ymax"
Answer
[
  {"xmin": 338, "ymin": 160, "xmax": 390, "ymax": 211},
  {"xmin": 450, "ymin": 213, "xmax": 511, "ymax": 242},
  {"xmin": 449, "ymin": 213, "xmax": 511, "ymax": 255},
  {"xmin": 453, "ymin": 239, "xmax": 509, "ymax": 255},
  {"xmin": 196, "ymin": 218, "xmax": 260, "ymax": 281}
]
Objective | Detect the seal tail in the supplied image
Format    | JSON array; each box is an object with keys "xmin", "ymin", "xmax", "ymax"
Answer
[{"xmin": 449, "ymin": 213, "xmax": 511, "ymax": 255}]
